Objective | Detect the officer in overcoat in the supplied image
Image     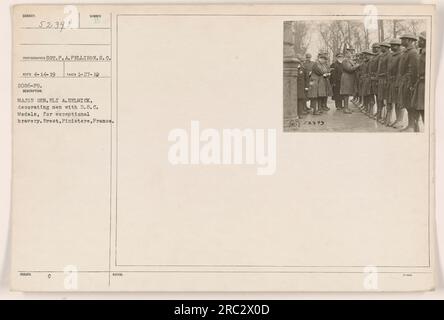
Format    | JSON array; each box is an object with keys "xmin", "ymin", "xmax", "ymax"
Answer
[
  {"xmin": 340, "ymin": 48, "xmax": 360, "ymax": 114},
  {"xmin": 295, "ymin": 55, "xmax": 310, "ymax": 117},
  {"xmin": 307, "ymin": 52, "xmax": 333, "ymax": 115},
  {"xmin": 303, "ymin": 53, "xmax": 316, "ymax": 111},
  {"xmin": 398, "ymin": 33, "xmax": 419, "ymax": 131},
  {"xmin": 330, "ymin": 53, "xmax": 344, "ymax": 110}
]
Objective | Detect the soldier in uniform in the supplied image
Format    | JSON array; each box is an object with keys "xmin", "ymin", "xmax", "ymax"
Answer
[
  {"xmin": 330, "ymin": 53, "xmax": 344, "ymax": 110},
  {"xmin": 307, "ymin": 52, "xmax": 332, "ymax": 115},
  {"xmin": 386, "ymin": 38, "xmax": 402, "ymax": 126},
  {"xmin": 295, "ymin": 54, "xmax": 310, "ymax": 117},
  {"xmin": 344, "ymin": 48, "xmax": 358, "ymax": 105},
  {"xmin": 412, "ymin": 31, "xmax": 426, "ymax": 132},
  {"xmin": 303, "ymin": 53, "xmax": 316, "ymax": 112},
  {"xmin": 376, "ymin": 42, "xmax": 391, "ymax": 122},
  {"xmin": 340, "ymin": 48, "xmax": 360, "ymax": 114},
  {"xmin": 368, "ymin": 43, "xmax": 381, "ymax": 118},
  {"xmin": 355, "ymin": 53, "xmax": 364, "ymax": 107},
  {"xmin": 397, "ymin": 33, "xmax": 419, "ymax": 131},
  {"xmin": 361, "ymin": 50, "xmax": 374, "ymax": 115}
]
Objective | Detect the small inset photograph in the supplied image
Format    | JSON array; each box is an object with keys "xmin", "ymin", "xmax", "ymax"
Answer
[{"xmin": 283, "ymin": 19, "xmax": 427, "ymax": 132}]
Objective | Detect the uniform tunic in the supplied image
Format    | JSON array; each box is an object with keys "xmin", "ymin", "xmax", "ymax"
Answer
[
  {"xmin": 361, "ymin": 61, "xmax": 371, "ymax": 96},
  {"xmin": 412, "ymin": 48, "xmax": 425, "ymax": 111},
  {"xmin": 387, "ymin": 50, "xmax": 402, "ymax": 104},
  {"xmin": 303, "ymin": 60, "xmax": 315, "ymax": 74},
  {"xmin": 356, "ymin": 62, "xmax": 362, "ymax": 96},
  {"xmin": 377, "ymin": 51, "xmax": 390, "ymax": 99},
  {"xmin": 398, "ymin": 45, "xmax": 419, "ymax": 109},
  {"xmin": 307, "ymin": 61, "xmax": 333, "ymax": 98},
  {"xmin": 369, "ymin": 54, "xmax": 380, "ymax": 95},
  {"xmin": 330, "ymin": 61, "xmax": 343, "ymax": 100},
  {"xmin": 340, "ymin": 58, "xmax": 359, "ymax": 95},
  {"xmin": 296, "ymin": 64, "xmax": 309, "ymax": 101}
]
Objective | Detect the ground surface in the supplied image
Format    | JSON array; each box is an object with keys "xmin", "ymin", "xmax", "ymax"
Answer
[{"xmin": 284, "ymin": 99, "xmax": 398, "ymax": 132}]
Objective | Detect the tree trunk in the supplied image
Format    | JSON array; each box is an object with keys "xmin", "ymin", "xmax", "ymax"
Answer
[
  {"xmin": 378, "ymin": 20, "xmax": 385, "ymax": 42},
  {"xmin": 393, "ymin": 20, "xmax": 398, "ymax": 38},
  {"xmin": 364, "ymin": 27, "xmax": 369, "ymax": 49}
]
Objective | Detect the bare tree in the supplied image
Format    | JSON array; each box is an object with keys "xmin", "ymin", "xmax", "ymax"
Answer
[
  {"xmin": 292, "ymin": 21, "xmax": 310, "ymax": 54},
  {"xmin": 318, "ymin": 21, "xmax": 349, "ymax": 57}
]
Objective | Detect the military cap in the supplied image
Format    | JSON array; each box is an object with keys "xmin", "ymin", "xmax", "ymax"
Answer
[
  {"xmin": 335, "ymin": 53, "xmax": 344, "ymax": 58},
  {"xmin": 419, "ymin": 31, "xmax": 426, "ymax": 41},
  {"xmin": 380, "ymin": 42, "xmax": 391, "ymax": 48},
  {"xmin": 389, "ymin": 38, "xmax": 402, "ymax": 45},
  {"xmin": 363, "ymin": 49, "xmax": 374, "ymax": 55},
  {"xmin": 400, "ymin": 33, "xmax": 417, "ymax": 41},
  {"xmin": 371, "ymin": 42, "xmax": 380, "ymax": 48},
  {"xmin": 305, "ymin": 53, "xmax": 312, "ymax": 58},
  {"xmin": 318, "ymin": 51, "xmax": 328, "ymax": 58}
]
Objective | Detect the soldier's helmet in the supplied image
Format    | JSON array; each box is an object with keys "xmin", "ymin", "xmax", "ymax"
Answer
[
  {"xmin": 305, "ymin": 53, "xmax": 312, "ymax": 59},
  {"xmin": 400, "ymin": 33, "xmax": 418, "ymax": 41},
  {"xmin": 371, "ymin": 42, "xmax": 380, "ymax": 48},
  {"xmin": 380, "ymin": 42, "xmax": 391, "ymax": 48},
  {"xmin": 389, "ymin": 38, "xmax": 402, "ymax": 46},
  {"xmin": 419, "ymin": 31, "xmax": 426, "ymax": 41}
]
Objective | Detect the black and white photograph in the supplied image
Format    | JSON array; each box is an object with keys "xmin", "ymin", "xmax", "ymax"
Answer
[{"xmin": 283, "ymin": 18, "xmax": 428, "ymax": 132}]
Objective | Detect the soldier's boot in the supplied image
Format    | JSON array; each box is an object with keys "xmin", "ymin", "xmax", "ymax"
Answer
[
  {"xmin": 392, "ymin": 105, "xmax": 402, "ymax": 127},
  {"xmin": 343, "ymin": 97, "xmax": 352, "ymax": 114},
  {"xmin": 313, "ymin": 100, "xmax": 321, "ymax": 115},
  {"xmin": 370, "ymin": 102, "xmax": 377, "ymax": 119},
  {"xmin": 387, "ymin": 104, "xmax": 397, "ymax": 126},
  {"xmin": 298, "ymin": 100, "xmax": 308, "ymax": 116},
  {"xmin": 383, "ymin": 105, "xmax": 390, "ymax": 125},
  {"xmin": 292, "ymin": 103, "xmax": 299, "ymax": 119},
  {"xmin": 307, "ymin": 99, "xmax": 314, "ymax": 112},
  {"xmin": 417, "ymin": 110, "xmax": 424, "ymax": 132},
  {"xmin": 401, "ymin": 110, "xmax": 416, "ymax": 132},
  {"xmin": 334, "ymin": 100, "xmax": 341, "ymax": 110},
  {"xmin": 370, "ymin": 97, "xmax": 377, "ymax": 118},
  {"xmin": 321, "ymin": 99, "xmax": 330, "ymax": 111},
  {"xmin": 396, "ymin": 108, "xmax": 411, "ymax": 131},
  {"xmin": 359, "ymin": 96, "xmax": 365, "ymax": 110},
  {"xmin": 375, "ymin": 100, "xmax": 382, "ymax": 120},
  {"xmin": 364, "ymin": 101, "xmax": 370, "ymax": 115},
  {"xmin": 380, "ymin": 104, "xmax": 387, "ymax": 124},
  {"xmin": 364, "ymin": 97, "xmax": 371, "ymax": 114}
]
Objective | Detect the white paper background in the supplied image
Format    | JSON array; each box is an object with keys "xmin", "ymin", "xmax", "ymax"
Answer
[{"xmin": 1, "ymin": 0, "xmax": 443, "ymax": 299}]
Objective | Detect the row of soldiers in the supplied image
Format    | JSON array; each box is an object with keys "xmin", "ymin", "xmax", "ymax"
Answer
[
  {"xmin": 352, "ymin": 32, "xmax": 426, "ymax": 132},
  {"xmin": 291, "ymin": 32, "xmax": 426, "ymax": 132}
]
